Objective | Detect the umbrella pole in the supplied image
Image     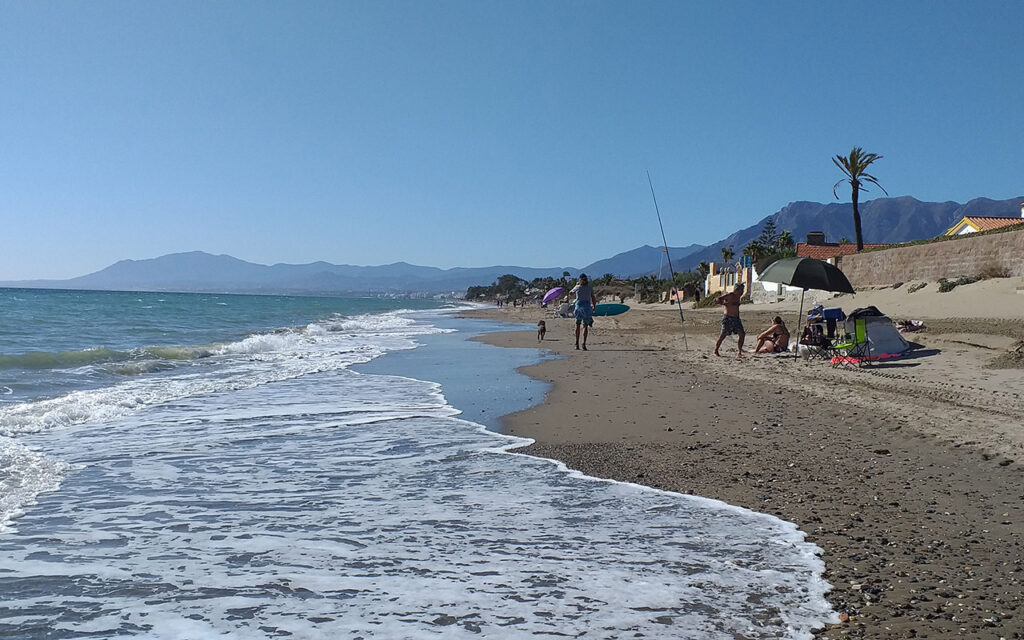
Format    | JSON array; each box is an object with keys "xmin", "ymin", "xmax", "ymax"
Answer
[{"xmin": 795, "ymin": 288, "xmax": 805, "ymax": 361}]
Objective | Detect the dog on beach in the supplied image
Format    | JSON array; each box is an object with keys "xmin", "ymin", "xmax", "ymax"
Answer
[{"xmin": 537, "ymin": 320, "xmax": 546, "ymax": 342}]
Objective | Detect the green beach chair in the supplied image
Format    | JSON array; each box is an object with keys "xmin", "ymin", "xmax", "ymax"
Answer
[{"xmin": 831, "ymin": 318, "xmax": 870, "ymax": 367}]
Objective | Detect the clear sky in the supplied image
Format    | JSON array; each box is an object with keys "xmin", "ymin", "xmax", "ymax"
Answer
[{"xmin": 2, "ymin": 1, "xmax": 1022, "ymax": 279}]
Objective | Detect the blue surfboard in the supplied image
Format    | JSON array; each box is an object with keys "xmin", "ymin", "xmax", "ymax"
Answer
[{"xmin": 593, "ymin": 303, "xmax": 630, "ymax": 317}]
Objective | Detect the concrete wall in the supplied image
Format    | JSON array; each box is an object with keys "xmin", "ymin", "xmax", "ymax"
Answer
[
  {"xmin": 839, "ymin": 228, "xmax": 1024, "ymax": 287},
  {"xmin": 750, "ymin": 281, "xmax": 834, "ymax": 307}
]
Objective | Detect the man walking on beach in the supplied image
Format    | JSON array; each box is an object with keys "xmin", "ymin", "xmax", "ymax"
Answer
[
  {"xmin": 571, "ymin": 273, "xmax": 597, "ymax": 350},
  {"xmin": 714, "ymin": 283, "xmax": 745, "ymax": 357}
]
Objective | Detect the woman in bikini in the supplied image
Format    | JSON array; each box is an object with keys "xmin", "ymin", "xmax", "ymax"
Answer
[{"xmin": 754, "ymin": 316, "xmax": 790, "ymax": 353}]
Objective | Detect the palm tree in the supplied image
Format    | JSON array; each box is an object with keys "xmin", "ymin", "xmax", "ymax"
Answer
[
  {"xmin": 720, "ymin": 246, "xmax": 735, "ymax": 265},
  {"xmin": 742, "ymin": 239, "xmax": 768, "ymax": 262},
  {"xmin": 776, "ymin": 230, "xmax": 794, "ymax": 252},
  {"xmin": 833, "ymin": 147, "xmax": 888, "ymax": 251}
]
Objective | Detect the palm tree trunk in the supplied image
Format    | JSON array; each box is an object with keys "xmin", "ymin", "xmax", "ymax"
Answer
[{"xmin": 851, "ymin": 183, "xmax": 864, "ymax": 251}]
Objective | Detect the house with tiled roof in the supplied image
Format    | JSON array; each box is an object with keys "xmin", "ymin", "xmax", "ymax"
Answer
[
  {"xmin": 944, "ymin": 203, "xmax": 1024, "ymax": 235},
  {"xmin": 795, "ymin": 232, "xmax": 889, "ymax": 264}
]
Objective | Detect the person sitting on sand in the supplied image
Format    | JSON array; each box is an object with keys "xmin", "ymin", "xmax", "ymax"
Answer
[
  {"xmin": 713, "ymin": 283, "xmax": 745, "ymax": 358},
  {"xmin": 799, "ymin": 323, "xmax": 826, "ymax": 346},
  {"xmin": 570, "ymin": 273, "xmax": 597, "ymax": 350},
  {"xmin": 754, "ymin": 316, "xmax": 790, "ymax": 353}
]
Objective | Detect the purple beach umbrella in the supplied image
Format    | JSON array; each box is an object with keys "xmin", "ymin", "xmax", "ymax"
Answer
[{"xmin": 542, "ymin": 287, "xmax": 565, "ymax": 305}]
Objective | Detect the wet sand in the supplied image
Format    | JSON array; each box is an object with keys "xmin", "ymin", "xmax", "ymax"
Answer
[{"xmin": 462, "ymin": 277, "xmax": 1024, "ymax": 639}]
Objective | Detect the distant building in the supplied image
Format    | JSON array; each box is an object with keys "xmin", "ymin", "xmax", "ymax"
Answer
[
  {"xmin": 795, "ymin": 232, "xmax": 889, "ymax": 263},
  {"xmin": 944, "ymin": 203, "xmax": 1024, "ymax": 235},
  {"xmin": 704, "ymin": 258, "xmax": 754, "ymax": 299}
]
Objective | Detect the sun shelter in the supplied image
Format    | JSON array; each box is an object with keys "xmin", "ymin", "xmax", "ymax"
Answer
[
  {"xmin": 844, "ymin": 306, "xmax": 910, "ymax": 360},
  {"xmin": 757, "ymin": 257, "xmax": 856, "ymax": 358}
]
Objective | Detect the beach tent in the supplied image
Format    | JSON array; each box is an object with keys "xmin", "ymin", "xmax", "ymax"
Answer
[{"xmin": 844, "ymin": 307, "xmax": 910, "ymax": 359}]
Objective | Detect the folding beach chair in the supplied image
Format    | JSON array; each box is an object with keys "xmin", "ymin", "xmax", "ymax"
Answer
[
  {"xmin": 795, "ymin": 323, "xmax": 831, "ymax": 361},
  {"xmin": 831, "ymin": 318, "xmax": 870, "ymax": 367}
]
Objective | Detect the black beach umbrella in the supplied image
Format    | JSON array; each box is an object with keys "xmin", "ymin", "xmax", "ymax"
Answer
[{"xmin": 757, "ymin": 257, "xmax": 856, "ymax": 357}]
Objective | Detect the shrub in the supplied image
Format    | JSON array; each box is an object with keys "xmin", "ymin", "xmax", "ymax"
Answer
[
  {"xmin": 696, "ymin": 294, "xmax": 719, "ymax": 308},
  {"xmin": 938, "ymin": 275, "xmax": 980, "ymax": 293},
  {"xmin": 907, "ymin": 282, "xmax": 927, "ymax": 293},
  {"xmin": 892, "ymin": 282, "xmax": 904, "ymax": 289}
]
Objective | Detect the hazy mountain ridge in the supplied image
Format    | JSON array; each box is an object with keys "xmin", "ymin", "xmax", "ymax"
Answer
[
  {"xmin": 3, "ymin": 196, "xmax": 1019, "ymax": 294},
  {"xmin": 583, "ymin": 244, "xmax": 705, "ymax": 279},
  {"xmin": 677, "ymin": 195, "xmax": 1023, "ymax": 271},
  {"xmin": 3, "ymin": 253, "xmax": 585, "ymax": 295}
]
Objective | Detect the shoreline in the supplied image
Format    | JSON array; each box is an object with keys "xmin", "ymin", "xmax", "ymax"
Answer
[{"xmin": 462, "ymin": 285, "xmax": 1024, "ymax": 639}]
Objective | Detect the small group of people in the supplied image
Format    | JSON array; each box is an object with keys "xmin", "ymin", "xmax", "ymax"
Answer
[{"xmin": 713, "ymin": 283, "xmax": 790, "ymax": 357}]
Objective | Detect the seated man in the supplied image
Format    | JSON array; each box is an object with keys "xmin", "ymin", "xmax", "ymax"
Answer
[{"xmin": 754, "ymin": 316, "xmax": 791, "ymax": 353}]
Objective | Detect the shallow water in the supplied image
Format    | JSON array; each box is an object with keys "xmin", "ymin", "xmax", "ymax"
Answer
[{"xmin": 0, "ymin": 292, "xmax": 835, "ymax": 638}]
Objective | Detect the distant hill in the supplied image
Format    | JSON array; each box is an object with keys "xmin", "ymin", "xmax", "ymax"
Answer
[
  {"xmin": 3, "ymin": 196, "xmax": 1018, "ymax": 295},
  {"xmin": 678, "ymin": 195, "xmax": 1024, "ymax": 271},
  {"xmin": 0, "ymin": 244, "xmax": 708, "ymax": 295},
  {"xmin": 582, "ymin": 244, "xmax": 705, "ymax": 279},
  {"xmin": 2, "ymin": 252, "xmax": 583, "ymax": 295}
]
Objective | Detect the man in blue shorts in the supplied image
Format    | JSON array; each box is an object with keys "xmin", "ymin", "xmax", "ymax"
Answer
[
  {"xmin": 714, "ymin": 283, "xmax": 745, "ymax": 357},
  {"xmin": 570, "ymin": 274, "xmax": 597, "ymax": 350}
]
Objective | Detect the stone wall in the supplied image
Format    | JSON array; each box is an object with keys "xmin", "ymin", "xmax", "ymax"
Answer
[
  {"xmin": 839, "ymin": 227, "xmax": 1024, "ymax": 287},
  {"xmin": 750, "ymin": 282, "xmax": 833, "ymax": 307}
]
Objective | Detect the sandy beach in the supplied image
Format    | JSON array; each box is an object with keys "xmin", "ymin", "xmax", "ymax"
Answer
[{"xmin": 462, "ymin": 276, "xmax": 1024, "ymax": 639}]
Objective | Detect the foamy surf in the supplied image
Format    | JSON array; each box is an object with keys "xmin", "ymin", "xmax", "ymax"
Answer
[
  {"xmin": 2, "ymin": 368, "xmax": 835, "ymax": 638},
  {"xmin": 0, "ymin": 310, "xmax": 451, "ymax": 533},
  {"xmin": 0, "ymin": 295, "xmax": 835, "ymax": 637}
]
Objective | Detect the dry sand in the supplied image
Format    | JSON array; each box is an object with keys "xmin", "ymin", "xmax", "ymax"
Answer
[{"xmin": 462, "ymin": 276, "xmax": 1024, "ymax": 639}]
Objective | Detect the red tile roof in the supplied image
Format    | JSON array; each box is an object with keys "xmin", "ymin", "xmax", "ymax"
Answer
[
  {"xmin": 796, "ymin": 242, "xmax": 888, "ymax": 260},
  {"xmin": 961, "ymin": 216, "xmax": 1024, "ymax": 232}
]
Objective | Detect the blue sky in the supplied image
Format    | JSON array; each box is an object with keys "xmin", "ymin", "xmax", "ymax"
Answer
[{"xmin": 2, "ymin": 1, "xmax": 1022, "ymax": 279}]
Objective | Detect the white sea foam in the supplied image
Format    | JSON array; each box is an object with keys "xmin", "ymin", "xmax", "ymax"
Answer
[
  {"xmin": 0, "ymin": 362, "xmax": 835, "ymax": 638},
  {"xmin": 0, "ymin": 308, "xmax": 834, "ymax": 637},
  {"xmin": 0, "ymin": 311, "xmax": 450, "ymax": 536},
  {"xmin": 0, "ymin": 437, "xmax": 73, "ymax": 533},
  {"xmin": 0, "ymin": 312, "xmax": 450, "ymax": 439}
]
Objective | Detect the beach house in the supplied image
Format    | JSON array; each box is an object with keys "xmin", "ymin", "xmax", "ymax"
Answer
[
  {"xmin": 703, "ymin": 258, "xmax": 754, "ymax": 299},
  {"xmin": 795, "ymin": 232, "xmax": 889, "ymax": 264},
  {"xmin": 742, "ymin": 233, "xmax": 890, "ymax": 304},
  {"xmin": 943, "ymin": 203, "xmax": 1024, "ymax": 236}
]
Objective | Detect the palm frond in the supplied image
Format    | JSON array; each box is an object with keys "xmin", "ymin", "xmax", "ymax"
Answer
[
  {"xmin": 862, "ymin": 176, "xmax": 889, "ymax": 196},
  {"xmin": 832, "ymin": 156, "xmax": 852, "ymax": 177},
  {"xmin": 833, "ymin": 179, "xmax": 847, "ymax": 199}
]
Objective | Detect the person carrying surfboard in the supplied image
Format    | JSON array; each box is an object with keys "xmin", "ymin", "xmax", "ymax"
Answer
[{"xmin": 570, "ymin": 274, "xmax": 597, "ymax": 351}]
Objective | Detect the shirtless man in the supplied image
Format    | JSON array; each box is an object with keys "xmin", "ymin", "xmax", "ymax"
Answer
[{"xmin": 713, "ymin": 283, "xmax": 745, "ymax": 357}]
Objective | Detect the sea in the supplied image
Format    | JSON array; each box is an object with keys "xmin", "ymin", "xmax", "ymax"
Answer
[{"xmin": 0, "ymin": 288, "xmax": 836, "ymax": 639}]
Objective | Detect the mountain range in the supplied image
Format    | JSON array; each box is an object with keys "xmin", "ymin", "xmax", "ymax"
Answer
[
  {"xmin": 677, "ymin": 195, "xmax": 1022, "ymax": 271},
  {"xmin": 4, "ymin": 196, "xmax": 1020, "ymax": 295}
]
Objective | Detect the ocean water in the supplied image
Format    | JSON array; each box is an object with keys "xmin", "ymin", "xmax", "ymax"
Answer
[{"xmin": 0, "ymin": 288, "xmax": 836, "ymax": 638}]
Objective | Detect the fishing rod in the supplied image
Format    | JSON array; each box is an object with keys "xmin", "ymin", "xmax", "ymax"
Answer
[{"xmin": 646, "ymin": 171, "xmax": 688, "ymax": 350}]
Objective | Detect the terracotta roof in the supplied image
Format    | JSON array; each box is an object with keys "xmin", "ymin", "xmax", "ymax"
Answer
[
  {"xmin": 796, "ymin": 242, "xmax": 888, "ymax": 260},
  {"xmin": 959, "ymin": 216, "xmax": 1024, "ymax": 232}
]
